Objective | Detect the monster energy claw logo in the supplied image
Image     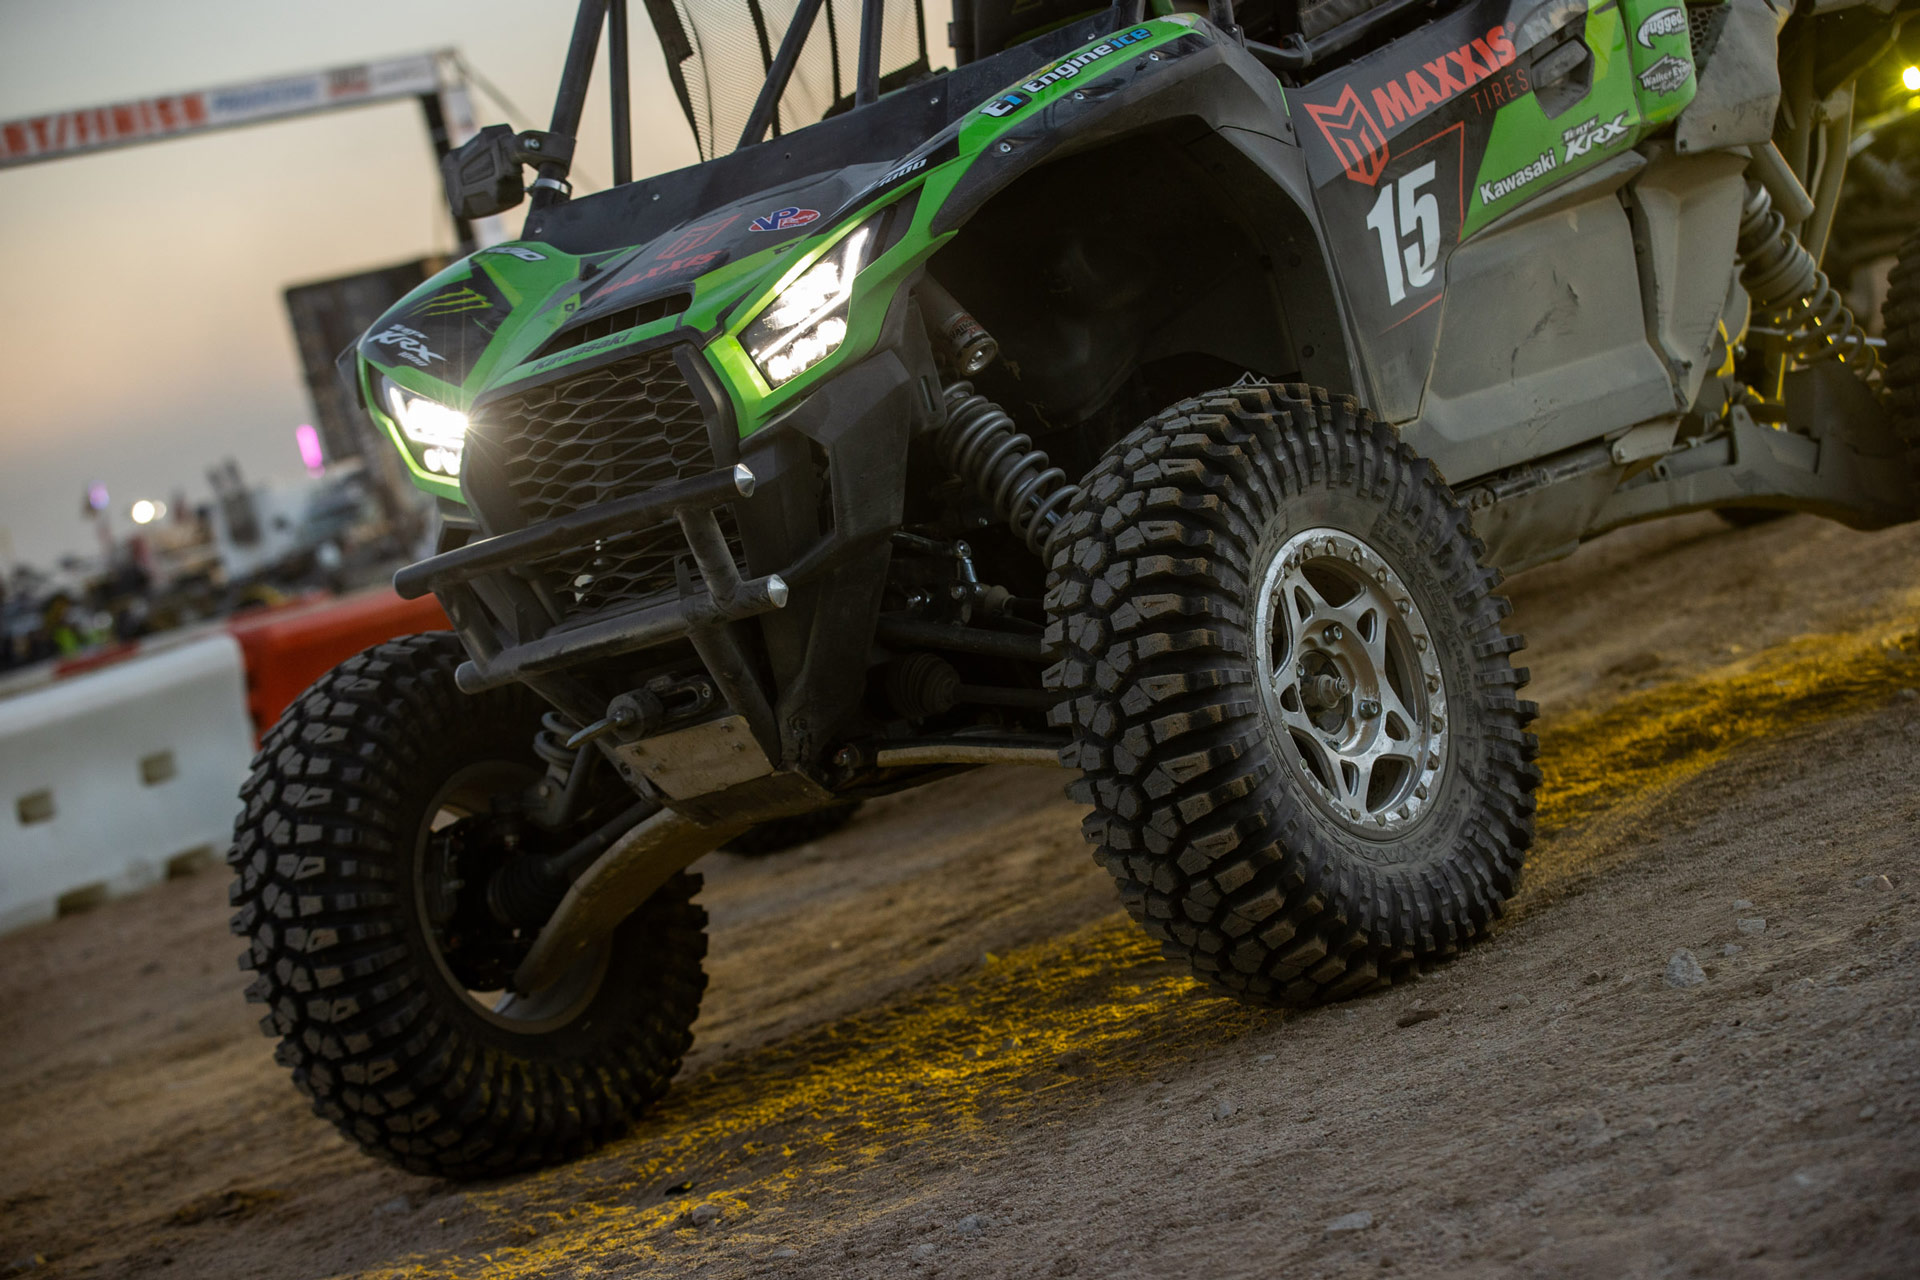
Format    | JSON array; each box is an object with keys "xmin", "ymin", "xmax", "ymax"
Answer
[{"xmin": 407, "ymin": 286, "xmax": 492, "ymax": 318}]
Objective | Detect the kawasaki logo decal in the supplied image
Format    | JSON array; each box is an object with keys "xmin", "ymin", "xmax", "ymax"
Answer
[
  {"xmin": 1636, "ymin": 7, "xmax": 1686, "ymax": 47},
  {"xmin": 481, "ymin": 245, "xmax": 547, "ymax": 262},
  {"xmin": 1478, "ymin": 147, "xmax": 1557, "ymax": 205},
  {"xmin": 1638, "ymin": 54, "xmax": 1693, "ymax": 95},
  {"xmin": 1561, "ymin": 112, "xmax": 1629, "ymax": 159}
]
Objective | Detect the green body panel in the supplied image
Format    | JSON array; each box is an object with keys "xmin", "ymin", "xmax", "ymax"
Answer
[
  {"xmin": 1463, "ymin": 0, "xmax": 1695, "ymax": 238},
  {"xmin": 360, "ymin": 17, "xmax": 1202, "ymax": 503}
]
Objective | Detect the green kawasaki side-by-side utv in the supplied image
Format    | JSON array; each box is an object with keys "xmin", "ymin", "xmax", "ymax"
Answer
[{"xmin": 231, "ymin": 0, "xmax": 1920, "ymax": 1175}]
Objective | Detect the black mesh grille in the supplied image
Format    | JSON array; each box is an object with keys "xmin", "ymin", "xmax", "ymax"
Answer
[
  {"xmin": 485, "ymin": 349, "xmax": 737, "ymax": 615},
  {"xmin": 1686, "ymin": 2, "xmax": 1729, "ymax": 70}
]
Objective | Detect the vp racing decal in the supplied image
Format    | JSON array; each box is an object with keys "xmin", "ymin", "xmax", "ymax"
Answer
[{"xmin": 750, "ymin": 206, "xmax": 820, "ymax": 232}]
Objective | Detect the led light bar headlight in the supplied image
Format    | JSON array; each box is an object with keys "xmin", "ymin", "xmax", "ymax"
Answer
[
  {"xmin": 742, "ymin": 218, "xmax": 881, "ymax": 388},
  {"xmin": 380, "ymin": 376, "xmax": 469, "ymax": 477}
]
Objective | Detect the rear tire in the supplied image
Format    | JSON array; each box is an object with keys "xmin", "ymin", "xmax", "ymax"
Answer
[
  {"xmin": 1045, "ymin": 384, "xmax": 1539, "ymax": 1007},
  {"xmin": 1884, "ymin": 228, "xmax": 1920, "ymax": 444},
  {"xmin": 228, "ymin": 632, "xmax": 705, "ymax": 1178}
]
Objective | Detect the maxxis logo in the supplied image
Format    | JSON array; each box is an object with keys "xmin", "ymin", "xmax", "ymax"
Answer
[
  {"xmin": 1305, "ymin": 24, "xmax": 1518, "ymax": 186},
  {"xmin": 1305, "ymin": 85, "xmax": 1390, "ymax": 186},
  {"xmin": 1636, "ymin": 7, "xmax": 1686, "ymax": 48}
]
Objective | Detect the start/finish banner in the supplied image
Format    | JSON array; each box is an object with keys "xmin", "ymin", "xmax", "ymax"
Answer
[{"xmin": 0, "ymin": 51, "xmax": 447, "ymax": 170}]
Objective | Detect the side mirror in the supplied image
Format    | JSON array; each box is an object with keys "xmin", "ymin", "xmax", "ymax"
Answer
[
  {"xmin": 441, "ymin": 126, "xmax": 577, "ymax": 221},
  {"xmin": 443, "ymin": 125, "xmax": 526, "ymax": 220}
]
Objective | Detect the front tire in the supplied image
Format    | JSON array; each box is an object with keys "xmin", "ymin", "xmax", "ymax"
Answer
[
  {"xmin": 228, "ymin": 633, "xmax": 706, "ymax": 1177},
  {"xmin": 1045, "ymin": 385, "xmax": 1539, "ymax": 1006}
]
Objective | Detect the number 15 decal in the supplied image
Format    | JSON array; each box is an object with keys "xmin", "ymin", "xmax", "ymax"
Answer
[{"xmin": 1364, "ymin": 162, "xmax": 1440, "ymax": 306}]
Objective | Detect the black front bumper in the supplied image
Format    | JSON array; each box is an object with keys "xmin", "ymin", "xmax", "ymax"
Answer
[
  {"xmin": 393, "ymin": 304, "xmax": 943, "ymax": 773},
  {"xmin": 395, "ymin": 461, "xmax": 786, "ymax": 694}
]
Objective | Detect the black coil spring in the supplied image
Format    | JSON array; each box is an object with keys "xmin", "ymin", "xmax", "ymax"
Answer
[
  {"xmin": 1736, "ymin": 183, "xmax": 1877, "ymax": 372},
  {"xmin": 532, "ymin": 710, "xmax": 580, "ymax": 782},
  {"xmin": 937, "ymin": 382, "xmax": 1081, "ymax": 556}
]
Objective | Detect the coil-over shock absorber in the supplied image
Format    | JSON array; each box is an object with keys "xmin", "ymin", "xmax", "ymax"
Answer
[
  {"xmin": 936, "ymin": 382, "xmax": 1081, "ymax": 557},
  {"xmin": 1736, "ymin": 182, "xmax": 1877, "ymax": 373}
]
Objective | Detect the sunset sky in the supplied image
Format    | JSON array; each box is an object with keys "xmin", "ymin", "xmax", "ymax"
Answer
[{"xmin": 0, "ymin": 0, "xmax": 714, "ymax": 569}]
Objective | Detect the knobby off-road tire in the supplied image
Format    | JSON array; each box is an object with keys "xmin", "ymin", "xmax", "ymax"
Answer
[
  {"xmin": 1044, "ymin": 385, "xmax": 1540, "ymax": 1006},
  {"xmin": 722, "ymin": 801, "xmax": 862, "ymax": 856},
  {"xmin": 228, "ymin": 632, "xmax": 706, "ymax": 1178},
  {"xmin": 1884, "ymin": 228, "xmax": 1920, "ymax": 444}
]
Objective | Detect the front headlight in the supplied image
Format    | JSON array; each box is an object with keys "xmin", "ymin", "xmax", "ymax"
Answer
[
  {"xmin": 742, "ymin": 219, "xmax": 879, "ymax": 388},
  {"xmin": 380, "ymin": 378, "xmax": 469, "ymax": 477}
]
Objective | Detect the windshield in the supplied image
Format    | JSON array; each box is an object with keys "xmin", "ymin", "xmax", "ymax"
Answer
[{"xmin": 642, "ymin": 0, "xmax": 933, "ymax": 158}]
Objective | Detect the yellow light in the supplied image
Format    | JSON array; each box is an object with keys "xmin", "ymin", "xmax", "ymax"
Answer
[{"xmin": 1904, "ymin": 65, "xmax": 1920, "ymax": 93}]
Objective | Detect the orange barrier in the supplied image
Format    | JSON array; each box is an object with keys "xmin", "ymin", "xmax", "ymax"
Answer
[{"xmin": 228, "ymin": 587, "xmax": 448, "ymax": 740}]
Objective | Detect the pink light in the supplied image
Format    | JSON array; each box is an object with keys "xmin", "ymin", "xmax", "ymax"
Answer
[{"xmin": 295, "ymin": 424, "xmax": 324, "ymax": 475}]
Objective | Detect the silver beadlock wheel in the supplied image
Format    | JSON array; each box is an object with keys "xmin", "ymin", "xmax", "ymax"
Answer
[{"xmin": 1252, "ymin": 526, "xmax": 1449, "ymax": 837}]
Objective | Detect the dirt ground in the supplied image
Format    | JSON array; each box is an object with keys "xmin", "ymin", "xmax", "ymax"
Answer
[{"xmin": 3, "ymin": 509, "xmax": 1918, "ymax": 1280}]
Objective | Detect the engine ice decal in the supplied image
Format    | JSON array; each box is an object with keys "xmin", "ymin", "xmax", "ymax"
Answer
[{"xmin": 1017, "ymin": 28, "xmax": 1154, "ymax": 94}]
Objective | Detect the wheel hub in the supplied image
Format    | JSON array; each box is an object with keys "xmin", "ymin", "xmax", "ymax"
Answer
[{"xmin": 1252, "ymin": 528, "xmax": 1450, "ymax": 837}]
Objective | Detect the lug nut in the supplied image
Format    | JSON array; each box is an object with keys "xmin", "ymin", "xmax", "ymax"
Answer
[
  {"xmin": 1325, "ymin": 624, "xmax": 1344, "ymax": 642},
  {"xmin": 1357, "ymin": 698, "xmax": 1381, "ymax": 719}
]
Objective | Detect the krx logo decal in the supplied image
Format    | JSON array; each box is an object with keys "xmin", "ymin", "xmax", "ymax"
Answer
[{"xmin": 1561, "ymin": 112, "xmax": 1629, "ymax": 159}]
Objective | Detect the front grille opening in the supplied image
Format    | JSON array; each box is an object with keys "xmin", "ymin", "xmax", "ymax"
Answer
[
  {"xmin": 484, "ymin": 348, "xmax": 742, "ymax": 615},
  {"xmin": 543, "ymin": 291, "xmax": 693, "ymax": 357}
]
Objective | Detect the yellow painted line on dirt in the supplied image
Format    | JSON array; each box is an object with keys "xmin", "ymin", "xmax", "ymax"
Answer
[{"xmin": 361, "ymin": 619, "xmax": 1920, "ymax": 1279}]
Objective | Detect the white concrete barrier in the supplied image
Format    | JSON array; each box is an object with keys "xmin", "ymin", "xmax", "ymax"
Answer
[{"xmin": 0, "ymin": 632, "xmax": 254, "ymax": 934}]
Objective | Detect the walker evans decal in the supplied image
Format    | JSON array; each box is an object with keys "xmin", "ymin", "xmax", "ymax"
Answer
[
  {"xmin": 1636, "ymin": 6, "xmax": 1686, "ymax": 47},
  {"xmin": 1638, "ymin": 54, "xmax": 1694, "ymax": 95},
  {"xmin": 1561, "ymin": 112, "xmax": 1629, "ymax": 159},
  {"xmin": 1478, "ymin": 147, "xmax": 1557, "ymax": 205},
  {"xmin": 1305, "ymin": 23, "xmax": 1519, "ymax": 184},
  {"xmin": 1016, "ymin": 27, "xmax": 1154, "ymax": 96}
]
